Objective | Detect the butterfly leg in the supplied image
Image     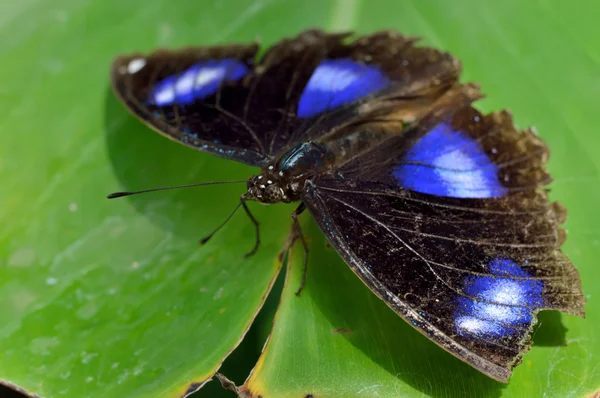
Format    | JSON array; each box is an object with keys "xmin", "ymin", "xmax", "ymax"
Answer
[
  {"xmin": 241, "ymin": 197, "xmax": 261, "ymax": 258},
  {"xmin": 290, "ymin": 202, "xmax": 310, "ymax": 296}
]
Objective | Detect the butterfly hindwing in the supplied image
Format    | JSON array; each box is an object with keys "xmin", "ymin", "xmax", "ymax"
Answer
[
  {"xmin": 111, "ymin": 30, "xmax": 461, "ymax": 166},
  {"xmin": 302, "ymin": 85, "xmax": 585, "ymax": 381}
]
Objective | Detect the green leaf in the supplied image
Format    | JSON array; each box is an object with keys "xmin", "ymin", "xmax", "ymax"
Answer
[
  {"xmin": 245, "ymin": 218, "xmax": 596, "ymax": 396},
  {"xmin": 242, "ymin": 1, "xmax": 600, "ymax": 396},
  {"xmin": 2, "ymin": 0, "xmax": 599, "ymax": 397},
  {"xmin": 0, "ymin": 1, "xmax": 306, "ymax": 396}
]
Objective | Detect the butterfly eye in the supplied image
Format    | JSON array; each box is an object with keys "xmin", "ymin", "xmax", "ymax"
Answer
[{"xmin": 262, "ymin": 184, "xmax": 283, "ymax": 203}]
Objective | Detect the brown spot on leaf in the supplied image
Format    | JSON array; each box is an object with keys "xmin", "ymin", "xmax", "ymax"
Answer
[
  {"xmin": 182, "ymin": 381, "xmax": 205, "ymax": 397},
  {"xmin": 333, "ymin": 328, "xmax": 352, "ymax": 334},
  {"xmin": 237, "ymin": 383, "xmax": 260, "ymax": 398}
]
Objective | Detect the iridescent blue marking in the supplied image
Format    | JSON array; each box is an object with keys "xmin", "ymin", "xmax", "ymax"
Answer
[
  {"xmin": 454, "ymin": 258, "xmax": 544, "ymax": 340},
  {"xmin": 392, "ymin": 123, "xmax": 507, "ymax": 198},
  {"xmin": 149, "ymin": 59, "xmax": 249, "ymax": 106},
  {"xmin": 297, "ymin": 59, "xmax": 390, "ymax": 118}
]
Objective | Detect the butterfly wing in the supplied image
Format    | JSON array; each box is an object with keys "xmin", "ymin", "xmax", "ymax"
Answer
[
  {"xmin": 111, "ymin": 30, "xmax": 460, "ymax": 166},
  {"xmin": 302, "ymin": 84, "xmax": 585, "ymax": 381}
]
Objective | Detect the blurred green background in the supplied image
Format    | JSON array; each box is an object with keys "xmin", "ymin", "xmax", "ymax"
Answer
[{"xmin": 1, "ymin": 0, "xmax": 598, "ymax": 397}]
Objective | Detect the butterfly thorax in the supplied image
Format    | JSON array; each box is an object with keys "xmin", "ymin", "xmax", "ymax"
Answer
[{"xmin": 245, "ymin": 141, "xmax": 335, "ymax": 204}]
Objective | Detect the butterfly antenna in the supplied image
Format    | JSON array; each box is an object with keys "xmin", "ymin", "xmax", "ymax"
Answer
[
  {"xmin": 199, "ymin": 202, "xmax": 242, "ymax": 246},
  {"xmin": 106, "ymin": 180, "xmax": 247, "ymax": 199}
]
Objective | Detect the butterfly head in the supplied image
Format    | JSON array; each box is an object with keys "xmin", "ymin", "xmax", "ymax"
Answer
[{"xmin": 245, "ymin": 170, "xmax": 289, "ymax": 204}]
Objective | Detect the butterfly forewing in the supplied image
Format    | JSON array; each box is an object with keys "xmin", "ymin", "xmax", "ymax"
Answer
[
  {"xmin": 111, "ymin": 30, "xmax": 461, "ymax": 166},
  {"xmin": 302, "ymin": 86, "xmax": 585, "ymax": 381},
  {"xmin": 111, "ymin": 43, "xmax": 268, "ymax": 165}
]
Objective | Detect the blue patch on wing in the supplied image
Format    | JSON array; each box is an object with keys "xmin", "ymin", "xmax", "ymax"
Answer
[
  {"xmin": 297, "ymin": 59, "xmax": 390, "ymax": 118},
  {"xmin": 149, "ymin": 59, "xmax": 249, "ymax": 106},
  {"xmin": 392, "ymin": 123, "xmax": 507, "ymax": 198},
  {"xmin": 454, "ymin": 258, "xmax": 544, "ymax": 340}
]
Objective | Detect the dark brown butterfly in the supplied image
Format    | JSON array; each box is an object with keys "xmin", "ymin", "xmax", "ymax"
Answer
[{"xmin": 109, "ymin": 30, "xmax": 585, "ymax": 382}]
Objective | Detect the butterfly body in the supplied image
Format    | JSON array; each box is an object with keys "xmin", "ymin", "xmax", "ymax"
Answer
[
  {"xmin": 246, "ymin": 115, "xmax": 408, "ymax": 204},
  {"xmin": 110, "ymin": 30, "xmax": 585, "ymax": 382},
  {"xmin": 245, "ymin": 141, "xmax": 334, "ymax": 204}
]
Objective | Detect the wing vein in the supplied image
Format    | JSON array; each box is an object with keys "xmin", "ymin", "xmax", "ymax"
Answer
[{"xmin": 317, "ymin": 185, "xmax": 547, "ymax": 215}]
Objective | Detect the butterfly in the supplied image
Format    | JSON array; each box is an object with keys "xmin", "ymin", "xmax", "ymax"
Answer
[{"xmin": 110, "ymin": 30, "xmax": 585, "ymax": 382}]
